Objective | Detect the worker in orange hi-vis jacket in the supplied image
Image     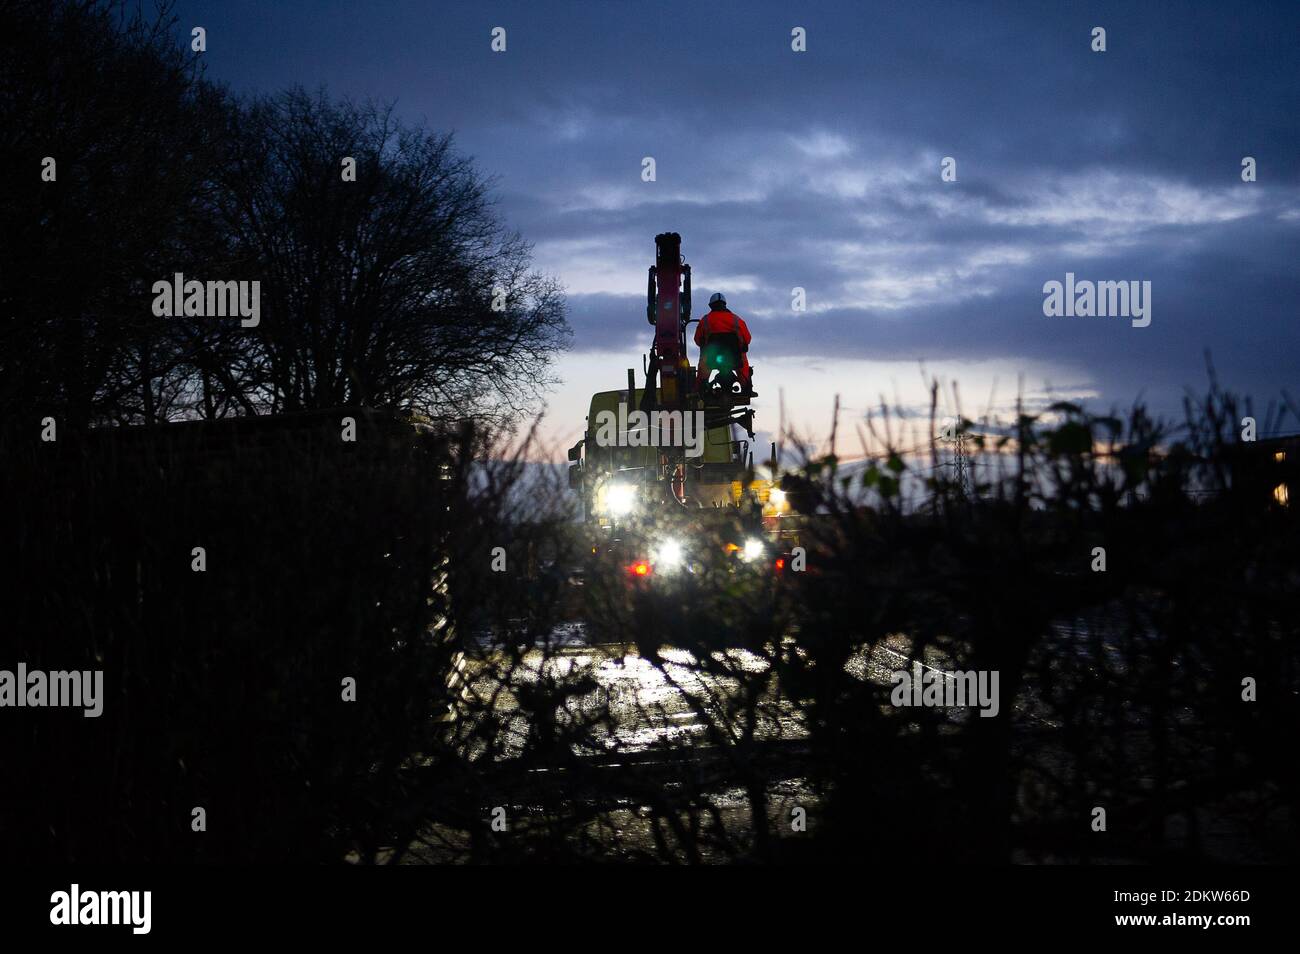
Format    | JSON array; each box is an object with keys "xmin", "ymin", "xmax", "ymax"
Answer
[{"xmin": 694, "ymin": 292, "xmax": 753, "ymax": 396}]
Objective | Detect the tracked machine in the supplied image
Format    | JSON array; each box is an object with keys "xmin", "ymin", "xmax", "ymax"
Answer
[{"xmin": 568, "ymin": 233, "xmax": 793, "ymax": 581}]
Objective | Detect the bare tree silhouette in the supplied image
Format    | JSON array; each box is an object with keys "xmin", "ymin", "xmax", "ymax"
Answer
[{"xmin": 206, "ymin": 88, "xmax": 570, "ymax": 425}]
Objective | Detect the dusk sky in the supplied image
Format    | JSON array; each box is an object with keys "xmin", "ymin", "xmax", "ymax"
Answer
[{"xmin": 174, "ymin": 0, "xmax": 1299, "ymax": 456}]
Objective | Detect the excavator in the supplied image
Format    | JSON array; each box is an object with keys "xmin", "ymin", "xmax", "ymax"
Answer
[{"xmin": 567, "ymin": 233, "xmax": 792, "ymax": 579}]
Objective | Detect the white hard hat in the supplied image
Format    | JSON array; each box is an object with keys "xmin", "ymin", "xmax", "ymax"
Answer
[{"xmin": 708, "ymin": 292, "xmax": 726, "ymax": 307}]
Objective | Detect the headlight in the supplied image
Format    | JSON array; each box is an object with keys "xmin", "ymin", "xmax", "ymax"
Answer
[
  {"xmin": 741, "ymin": 537, "xmax": 765, "ymax": 562},
  {"xmin": 606, "ymin": 482, "xmax": 636, "ymax": 516},
  {"xmin": 769, "ymin": 488, "xmax": 786, "ymax": 506},
  {"xmin": 656, "ymin": 538, "xmax": 685, "ymax": 569}
]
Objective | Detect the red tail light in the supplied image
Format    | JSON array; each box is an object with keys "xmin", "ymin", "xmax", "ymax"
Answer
[
  {"xmin": 774, "ymin": 558, "xmax": 786, "ymax": 572},
  {"xmin": 630, "ymin": 561, "xmax": 652, "ymax": 577}
]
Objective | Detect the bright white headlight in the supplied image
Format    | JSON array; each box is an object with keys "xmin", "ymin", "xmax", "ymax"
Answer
[
  {"xmin": 742, "ymin": 537, "xmax": 765, "ymax": 562},
  {"xmin": 769, "ymin": 488, "xmax": 786, "ymax": 506},
  {"xmin": 606, "ymin": 482, "xmax": 636, "ymax": 516},
  {"xmin": 656, "ymin": 538, "xmax": 684, "ymax": 568}
]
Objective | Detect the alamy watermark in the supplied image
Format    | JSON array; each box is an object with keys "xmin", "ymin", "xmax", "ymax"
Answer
[
  {"xmin": 592, "ymin": 405, "xmax": 706, "ymax": 458},
  {"xmin": 890, "ymin": 662, "xmax": 1000, "ymax": 718},
  {"xmin": 0, "ymin": 663, "xmax": 103, "ymax": 717},
  {"xmin": 1042, "ymin": 272, "xmax": 1151, "ymax": 328},
  {"xmin": 151, "ymin": 272, "xmax": 260, "ymax": 327},
  {"xmin": 50, "ymin": 884, "xmax": 150, "ymax": 934}
]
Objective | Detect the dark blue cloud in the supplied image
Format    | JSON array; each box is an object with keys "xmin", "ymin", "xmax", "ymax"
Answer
[{"xmin": 175, "ymin": 0, "xmax": 1300, "ymax": 423}]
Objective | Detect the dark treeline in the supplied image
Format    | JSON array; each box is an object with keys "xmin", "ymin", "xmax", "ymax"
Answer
[
  {"xmin": 6, "ymin": 382, "xmax": 1292, "ymax": 863},
  {"xmin": 0, "ymin": 0, "xmax": 569, "ymax": 431}
]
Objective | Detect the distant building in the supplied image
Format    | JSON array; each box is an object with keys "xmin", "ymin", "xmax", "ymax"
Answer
[{"xmin": 1225, "ymin": 434, "xmax": 1298, "ymax": 510}]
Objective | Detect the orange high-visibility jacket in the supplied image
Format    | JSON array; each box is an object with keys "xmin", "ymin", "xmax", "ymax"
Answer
[
  {"xmin": 694, "ymin": 307, "xmax": 752, "ymax": 380},
  {"xmin": 694, "ymin": 308, "xmax": 751, "ymax": 350}
]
